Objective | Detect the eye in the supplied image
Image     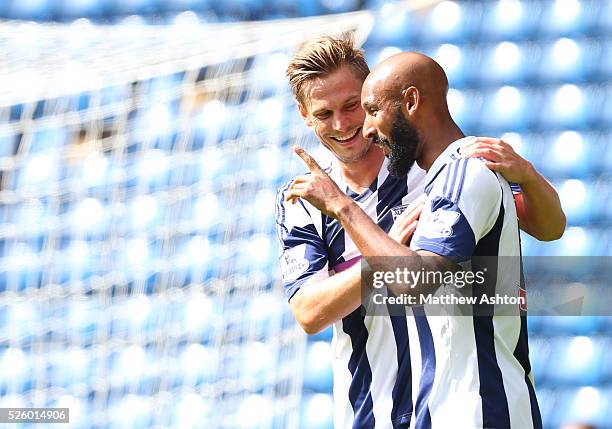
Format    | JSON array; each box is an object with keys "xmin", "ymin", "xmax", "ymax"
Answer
[
  {"xmin": 345, "ymin": 102, "xmax": 359, "ymax": 111},
  {"xmin": 315, "ymin": 111, "xmax": 331, "ymax": 120}
]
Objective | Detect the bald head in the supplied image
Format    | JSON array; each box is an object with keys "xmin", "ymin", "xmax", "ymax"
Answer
[
  {"xmin": 361, "ymin": 51, "xmax": 464, "ymax": 174},
  {"xmin": 362, "ymin": 52, "xmax": 449, "ymax": 114}
]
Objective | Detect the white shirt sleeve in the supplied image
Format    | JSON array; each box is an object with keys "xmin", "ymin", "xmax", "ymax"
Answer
[
  {"xmin": 411, "ymin": 158, "xmax": 502, "ymax": 261},
  {"xmin": 275, "ymin": 181, "xmax": 330, "ymax": 300}
]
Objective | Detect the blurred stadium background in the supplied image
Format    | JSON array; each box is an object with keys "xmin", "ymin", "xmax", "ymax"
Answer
[{"xmin": 0, "ymin": 0, "xmax": 610, "ymax": 428}]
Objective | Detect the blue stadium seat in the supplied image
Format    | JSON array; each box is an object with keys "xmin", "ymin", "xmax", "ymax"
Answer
[
  {"xmin": 309, "ymin": 325, "xmax": 333, "ymax": 342},
  {"xmin": 544, "ymin": 336, "xmax": 606, "ymax": 386},
  {"xmin": 598, "ymin": 83, "xmax": 612, "ymax": 126},
  {"xmin": 538, "ymin": 84, "xmax": 592, "ymax": 129},
  {"xmin": 534, "ymin": 387, "xmax": 558, "ymax": 429},
  {"xmin": 303, "ymin": 341, "xmax": 333, "ymax": 392},
  {"xmin": 558, "ymin": 178, "xmax": 593, "ymax": 225},
  {"xmin": 446, "ymin": 88, "xmax": 483, "ymax": 131},
  {"xmin": 478, "ymin": 86, "xmax": 533, "ymax": 131},
  {"xmin": 537, "ymin": 316, "xmax": 603, "ymax": 337},
  {"xmin": 482, "ymin": 0, "xmax": 543, "ymax": 40},
  {"xmin": 477, "ymin": 41, "xmax": 531, "ymax": 85},
  {"xmin": 537, "ymin": 0, "xmax": 594, "ymax": 36},
  {"xmin": 368, "ymin": 5, "xmax": 414, "ymax": 45},
  {"xmin": 418, "ymin": 1, "xmax": 479, "ymax": 43},
  {"xmin": 6, "ymin": 0, "xmax": 53, "ymax": 20},
  {"xmin": 320, "ymin": 0, "xmax": 359, "ymax": 14},
  {"xmin": 538, "ymin": 38, "xmax": 594, "ymax": 83},
  {"xmin": 549, "ymin": 386, "xmax": 609, "ymax": 429},
  {"xmin": 429, "ymin": 43, "xmax": 474, "ymax": 88},
  {"xmin": 527, "ymin": 335, "xmax": 551, "ymax": 385},
  {"xmin": 54, "ymin": 0, "xmax": 105, "ymax": 19},
  {"xmin": 300, "ymin": 393, "xmax": 334, "ymax": 429}
]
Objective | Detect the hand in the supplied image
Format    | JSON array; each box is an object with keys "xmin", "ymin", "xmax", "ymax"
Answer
[
  {"xmin": 462, "ymin": 137, "xmax": 536, "ymax": 185},
  {"xmin": 388, "ymin": 194, "xmax": 426, "ymax": 245},
  {"xmin": 285, "ymin": 146, "xmax": 353, "ymax": 218}
]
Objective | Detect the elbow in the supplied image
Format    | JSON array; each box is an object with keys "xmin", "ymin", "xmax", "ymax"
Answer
[
  {"xmin": 524, "ymin": 213, "xmax": 567, "ymax": 242},
  {"xmin": 291, "ymin": 296, "xmax": 327, "ymax": 335},
  {"xmin": 301, "ymin": 321, "xmax": 325, "ymax": 336},
  {"xmin": 548, "ymin": 223, "xmax": 566, "ymax": 241},
  {"xmin": 295, "ymin": 313, "xmax": 326, "ymax": 335},
  {"xmin": 555, "ymin": 212, "xmax": 568, "ymax": 240},
  {"xmin": 541, "ymin": 214, "xmax": 567, "ymax": 242}
]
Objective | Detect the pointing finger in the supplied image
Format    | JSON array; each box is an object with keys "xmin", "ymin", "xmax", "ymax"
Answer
[{"xmin": 294, "ymin": 145, "xmax": 325, "ymax": 175}]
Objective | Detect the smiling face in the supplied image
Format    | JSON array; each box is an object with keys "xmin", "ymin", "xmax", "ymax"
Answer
[
  {"xmin": 361, "ymin": 75, "xmax": 421, "ymax": 176},
  {"xmin": 299, "ymin": 66, "xmax": 372, "ymax": 164}
]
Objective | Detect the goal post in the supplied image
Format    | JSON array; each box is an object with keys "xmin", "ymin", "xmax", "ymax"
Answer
[{"xmin": 0, "ymin": 11, "xmax": 374, "ymax": 429}]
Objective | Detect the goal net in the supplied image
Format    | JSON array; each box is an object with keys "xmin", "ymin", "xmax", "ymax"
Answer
[{"xmin": 0, "ymin": 12, "xmax": 373, "ymax": 429}]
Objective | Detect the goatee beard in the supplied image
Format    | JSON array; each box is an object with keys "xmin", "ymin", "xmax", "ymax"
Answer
[{"xmin": 376, "ymin": 110, "xmax": 420, "ymax": 177}]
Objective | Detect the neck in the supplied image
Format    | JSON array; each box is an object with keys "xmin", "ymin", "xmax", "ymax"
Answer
[
  {"xmin": 338, "ymin": 145, "xmax": 385, "ymax": 193},
  {"xmin": 417, "ymin": 117, "xmax": 464, "ymax": 172}
]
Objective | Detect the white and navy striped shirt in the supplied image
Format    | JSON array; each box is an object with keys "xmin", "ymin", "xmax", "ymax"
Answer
[
  {"xmin": 275, "ymin": 156, "xmax": 426, "ymax": 429},
  {"xmin": 409, "ymin": 137, "xmax": 542, "ymax": 429}
]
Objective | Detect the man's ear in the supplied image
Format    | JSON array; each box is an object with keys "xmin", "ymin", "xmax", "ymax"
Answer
[
  {"xmin": 402, "ymin": 86, "xmax": 420, "ymax": 116},
  {"xmin": 298, "ymin": 103, "xmax": 313, "ymax": 127}
]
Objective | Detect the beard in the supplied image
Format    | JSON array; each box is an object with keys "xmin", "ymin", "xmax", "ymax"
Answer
[{"xmin": 375, "ymin": 109, "xmax": 420, "ymax": 177}]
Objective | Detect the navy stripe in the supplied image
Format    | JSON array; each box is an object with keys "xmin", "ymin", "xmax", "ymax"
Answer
[
  {"xmin": 424, "ymin": 164, "xmax": 446, "ymax": 196},
  {"xmin": 347, "ymin": 177, "xmax": 378, "ymax": 202},
  {"xmin": 447, "ymin": 159, "xmax": 461, "ymax": 200},
  {"xmin": 343, "ymin": 309, "xmax": 375, "ymax": 429},
  {"xmin": 297, "ymin": 198, "xmax": 311, "ymax": 218},
  {"xmin": 413, "ymin": 306, "xmax": 434, "ymax": 429},
  {"xmin": 323, "ymin": 215, "xmax": 346, "ymax": 266},
  {"xmin": 376, "ymin": 172, "xmax": 408, "ymax": 234},
  {"xmin": 274, "ymin": 181, "xmax": 293, "ymax": 242},
  {"xmin": 452, "ymin": 158, "xmax": 469, "ymax": 203},
  {"xmin": 376, "ymin": 172, "xmax": 408, "ymax": 217},
  {"xmin": 514, "ymin": 315, "xmax": 543, "ymax": 429},
  {"xmin": 441, "ymin": 161, "xmax": 453, "ymax": 198},
  {"xmin": 472, "ymin": 203, "xmax": 512, "ymax": 429},
  {"xmin": 509, "ymin": 182, "xmax": 522, "ymax": 194},
  {"xmin": 387, "ymin": 303, "xmax": 413, "ymax": 427}
]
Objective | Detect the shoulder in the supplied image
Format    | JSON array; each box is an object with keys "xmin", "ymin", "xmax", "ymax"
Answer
[
  {"xmin": 434, "ymin": 157, "xmax": 501, "ymax": 204},
  {"xmin": 275, "ymin": 177, "xmax": 324, "ymax": 245}
]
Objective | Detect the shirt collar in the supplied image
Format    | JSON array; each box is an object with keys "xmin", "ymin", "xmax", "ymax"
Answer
[{"xmin": 422, "ymin": 136, "xmax": 475, "ymax": 193}]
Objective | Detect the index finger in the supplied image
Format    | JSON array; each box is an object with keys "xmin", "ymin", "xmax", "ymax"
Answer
[{"xmin": 294, "ymin": 145, "xmax": 325, "ymax": 175}]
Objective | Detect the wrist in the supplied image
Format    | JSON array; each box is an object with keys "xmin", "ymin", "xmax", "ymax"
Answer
[
  {"xmin": 519, "ymin": 161, "xmax": 538, "ymax": 187},
  {"xmin": 335, "ymin": 197, "xmax": 356, "ymax": 221}
]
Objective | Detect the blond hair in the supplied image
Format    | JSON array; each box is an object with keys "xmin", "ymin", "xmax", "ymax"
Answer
[{"xmin": 286, "ymin": 33, "xmax": 369, "ymax": 107}]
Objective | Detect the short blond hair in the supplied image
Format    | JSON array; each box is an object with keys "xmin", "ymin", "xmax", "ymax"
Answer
[{"xmin": 286, "ymin": 33, "xmax": 369, "ymax": 107}]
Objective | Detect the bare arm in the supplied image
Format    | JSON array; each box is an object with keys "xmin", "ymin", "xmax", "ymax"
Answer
[
  {"xmin": 288, "ymin": 194, "xmax": 423, "ymax": 333},
  {"xmin": 286, "ymin": 146, "xmax": 450, "ymax": 299},
  {"xmin": 289, "ymin": 264, "xmax": 361, "ymax": 335},
  {"xmin": 512, "ymin": 167, "xmax": 565, "ymax": 241},
  {"xmin": 336, "ymin": 198, "xmax": 454, "ymax": 298},
  {"xmin": 463, "ymin": 137, "xmax": 566, "ymax": 241}
]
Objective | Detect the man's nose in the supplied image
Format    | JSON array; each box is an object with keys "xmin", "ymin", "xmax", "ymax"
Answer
[
  {"xmin": 333, "ymin": 113, "xmax": 351, "ymax": 132},
  {"xmin": 362, "ymin": 116, "xmax": 376, "ymax": 139}
]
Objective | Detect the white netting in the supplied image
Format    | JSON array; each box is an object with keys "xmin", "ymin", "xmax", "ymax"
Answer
[{"xmin": 0, "ymin": 12, "xmax": 373, "ymax": 429}]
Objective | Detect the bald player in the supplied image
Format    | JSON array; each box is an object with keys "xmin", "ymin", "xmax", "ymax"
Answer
[{"xmin": 286, "ymin": 52, "xmax": 545, "ymax": 429}]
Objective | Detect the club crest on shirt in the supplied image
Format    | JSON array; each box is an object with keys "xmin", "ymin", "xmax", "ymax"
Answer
[
  {"xmin": 390, "ymin": 204, "xmax": 410, "ymax": 221},
  {"xmin": 280, "ymin": 244, "xmax": 310, "ymax": 282},
  {"xmin": 419, "ymin": 209, "xmax": 460, "ymax": 239}
]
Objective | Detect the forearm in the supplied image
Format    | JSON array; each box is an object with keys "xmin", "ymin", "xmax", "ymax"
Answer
[
  {"xmin": 335, "ymin": 201, "xmax": 450, "ymax": 299},
  {"xmin": 517, "ymin": 164, "xmax": 566, "ymax": 241},
  {"xmin": 337, "ymin": 200, "xmax": 417, "ymax": 258},
  {"xmin": 290, "ymin": 264, "xmax": 362, "ymax": 334}
]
